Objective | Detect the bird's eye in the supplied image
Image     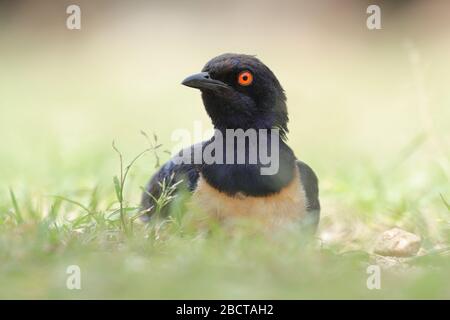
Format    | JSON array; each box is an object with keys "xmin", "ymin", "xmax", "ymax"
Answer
[{"xmin": 237, "ymin": 71, "xmax": 253, "ymax": 86}]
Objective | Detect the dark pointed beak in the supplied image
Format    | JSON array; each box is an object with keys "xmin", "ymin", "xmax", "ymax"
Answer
[{"xmin": 181, "ymin": 72, "xmax": 229, "ymax": 90}]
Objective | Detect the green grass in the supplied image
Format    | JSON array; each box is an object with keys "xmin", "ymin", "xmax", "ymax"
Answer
[
  {"xmin": 0, "ymin": 28, "xmax": 449, "ymax": 299},
  {"xmin": 1, "ymin": 119, "xmax": 448, "ymax": 300}
]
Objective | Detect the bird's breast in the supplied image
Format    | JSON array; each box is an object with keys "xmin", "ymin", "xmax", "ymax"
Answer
[{"xmin": 189, "ymin": 167, "xmax": 307, "ymax": 226}]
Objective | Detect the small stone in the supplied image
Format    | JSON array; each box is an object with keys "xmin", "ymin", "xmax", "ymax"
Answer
[
  {"xmin": 417, "ymin": 247, "xmax": 428, "ymax": 256},
  {"xmin": 374, "ymin": 228, "xmax": 421, "ymax": 257}
]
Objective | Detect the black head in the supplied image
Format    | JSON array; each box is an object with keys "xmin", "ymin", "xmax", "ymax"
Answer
[{"xmin": 182, "ymin": 53, "xmax": 289, "ymax": 139}]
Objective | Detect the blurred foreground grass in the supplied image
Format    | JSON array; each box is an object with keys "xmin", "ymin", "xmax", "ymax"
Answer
[{"xmin": 0, "ymin": 29, "xmax": 449, "ymax": 298}]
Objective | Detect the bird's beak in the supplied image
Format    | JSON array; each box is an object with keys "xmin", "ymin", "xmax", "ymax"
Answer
[{"xmin": 181, "ymin": 72, "xmax": 229, "ymax": 90}]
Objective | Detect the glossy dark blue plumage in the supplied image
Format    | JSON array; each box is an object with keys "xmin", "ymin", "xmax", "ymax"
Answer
[{"xmin": 141, "ymin": 54, "xmax": 320, "ymax": 232}]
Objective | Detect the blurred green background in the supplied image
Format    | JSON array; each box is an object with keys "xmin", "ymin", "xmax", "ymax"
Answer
[{"xmin": 0, "ymin": 0, "xmax": 449, "ymax": 299}]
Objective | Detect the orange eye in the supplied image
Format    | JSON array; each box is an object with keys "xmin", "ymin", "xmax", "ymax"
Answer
[{"xmin": 237, "ymin": 71, "xmax": 253, "ymax": 86}]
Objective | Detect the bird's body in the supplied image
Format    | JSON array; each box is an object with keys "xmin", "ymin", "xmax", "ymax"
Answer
[
  {"xmin": 141, "ymin": 54, "xmax": 320, "ymax": 233},
  {"xmin": 192, "ymin": 166, "xmax": 306, "ymax": 226}
]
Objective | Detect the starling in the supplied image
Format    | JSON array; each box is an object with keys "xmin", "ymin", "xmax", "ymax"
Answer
[{"xmin": 141, "ymin": 54, "xmax": 320, "ymax": 232}]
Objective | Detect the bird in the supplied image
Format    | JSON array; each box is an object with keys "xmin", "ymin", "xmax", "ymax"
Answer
[{"xmin": 141, "ymin": 53, "xmax": 320, "ymax": 233}]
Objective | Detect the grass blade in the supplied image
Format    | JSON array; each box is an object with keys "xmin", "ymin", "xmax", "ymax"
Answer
[
  {"xmin": 440, "ymin": 193, "xmax": 450, "ymax": 212},
  {"xmin": 113, "ymin": 176, "xmax": 122, "ymax": 202},
  {"xmin": 49, "ymin": 195, "xmax": 91, "ymax": 214},
  {"xmin": 9, "ymin": 188, "xmax": 23, "ymax": 224}
]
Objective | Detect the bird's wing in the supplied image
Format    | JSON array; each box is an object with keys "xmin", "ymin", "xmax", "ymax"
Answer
[
  {"xmin": 296, "ymin": 160, "xmax": 320, "ymax": 233},
  {"xmin": 140, "ymin": 143, "xmax": 203, "ymax": 220}
]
